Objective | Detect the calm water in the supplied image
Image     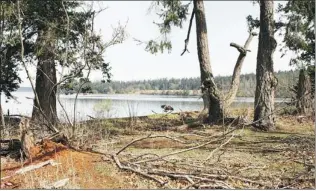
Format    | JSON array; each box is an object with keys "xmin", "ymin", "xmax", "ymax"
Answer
[{"xmin": 1, "ymin": 91, "xmax": 289, "ymax": 122}]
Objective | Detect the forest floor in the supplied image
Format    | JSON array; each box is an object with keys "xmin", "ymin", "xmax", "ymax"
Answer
[{"xmin": 1, "ymin": 108, "xmax": 315, "ymax": 189}]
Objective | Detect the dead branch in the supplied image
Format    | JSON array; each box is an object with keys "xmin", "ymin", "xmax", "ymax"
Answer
[
  {"xmin": 184, "ymin": 180, "xmax": 203, "ymax": 189},
  {"xmin": 133, "ymin": 129, "xmax": 236, "ymax": 164},
  {"xmin": 148, "ymin": 171, "xmax": 234, "ymax": 189},
  {"xmin": 1, "ymin": 159, "xmax": 60, "ymax": 181},
  {"xmin": 129, "ymin": 153, "xmax": 161, "ymax": 162},
  {"xmin": 72, "ymin": 27, "xmax": 90, "ymax": 137},
  {"xmin": 230, "ymin": 43, "xmax": 247, "ymax": 54},
  {"xmin": 41, "ymin": 178, "xmax": 69, "ymax": 189},
  {"xmin": 201, "ymin": 173, "xmax": 269, "ymax": 187},
  {"xmin": 116, "ymin": 135, "xmax": 186, "ymax": 155},
  {"xmin": 198, "ymin": 183, "xmax": 231, "ymax": 189},
  {"xmin": 181, "ymin": 7, "xmax": 195, "ymax": 56},
  {"xmin": 112, "ymin": 154, "xmax": 166, "ymax": 186},
  {"xmin": 204, "ymin": 131, "xmax": 236, "ymax": 162}
]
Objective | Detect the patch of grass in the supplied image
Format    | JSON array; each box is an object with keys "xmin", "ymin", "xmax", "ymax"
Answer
[
  {"xmin": 94, "ymin": 163, "xmax": 116, "ymax": 177},
  {"xmin": 147, "ymin": 113, "xmax": 179, "ymax": 120}
]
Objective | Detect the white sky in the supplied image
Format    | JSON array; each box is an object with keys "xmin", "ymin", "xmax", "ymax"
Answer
[{"xmin": 19, "ymin": 1, "xmax": 296, "ymax": 87}]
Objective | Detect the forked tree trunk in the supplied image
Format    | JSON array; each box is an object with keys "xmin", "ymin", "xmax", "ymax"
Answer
[
  {"xmin": 253, "ymin": 0, "xmax": 277, "ymax": 131},
  {"xmin": 32, "ymin": 28, "xmax": 58, "ymax": 126},
  {"xmin": 296, "ymin": 69, "xmax": 313, "ymax": 115},
  {"xmin": 194, "ymin": 0, "xmax": 257, "ymax": 123},
  {"xmin": 194, "ymin": 0, "xmax": 223, "ymax": 123},
  {"xmin": 225, "ymin": 32, "xmax": 258, "ymax": 106}
]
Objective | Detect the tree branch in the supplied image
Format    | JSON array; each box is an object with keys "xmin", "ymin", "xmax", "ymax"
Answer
[
  {"xmin": 112, "ymin": 154, "xmax": 167, "ymax": 186},
  {"xmin": 181, "ymin": 7, "xmax": 195, "ymax": 56},
  {"xmin": 230, "ymin": 43, "xmax": 247, "ymax": 54}
]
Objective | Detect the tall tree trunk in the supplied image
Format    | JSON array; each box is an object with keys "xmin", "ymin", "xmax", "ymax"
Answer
[
  {"xmin": 296, "ymin": 69, "xmax": 313, "ymax": 115},
  {"xmin": 0, "ymin": 97, "xmax": 5, "ymax": 130},
  {"xmin": 194, "ymin": 0, "xmax": 223, "ymax": 123},
  {"xmin": 253, "ymin": 0, "xmax": 277, "ymax": 131},
  {"xmin": 31, "ymin": 28, "xmax": 58, "ymax": 126}
]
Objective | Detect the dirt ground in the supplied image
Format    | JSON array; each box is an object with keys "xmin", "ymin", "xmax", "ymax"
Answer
[{"xmin": 1, "ymin": 109, "xmax": 315, "ymax": 189}]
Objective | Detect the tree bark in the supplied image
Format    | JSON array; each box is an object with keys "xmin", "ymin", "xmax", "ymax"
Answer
[
  {"xmin": 193, "ymin": 0, "xmax": 223, "ymax": 123},
  {"xmin": 31, "ymin": 28, "xmax": 58, "ymax": 126},
  {"xmin": 253, "ymin": 0, "xmax": 277, "ymax": 131},
  {"xmin": 296, "ymin": 69, "xmax": 313, "ymax": 115},
  {"xmin": 225, "ymin": 32, "xmax": 258, "ymax": 106},
  {"xmin": 20, "ymin": 118, "xmax": 35, "ymax": 159}
]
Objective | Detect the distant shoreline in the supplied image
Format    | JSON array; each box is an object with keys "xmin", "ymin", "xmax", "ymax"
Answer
[{"xmin": 14, "ymin": 88, "xmax": 292, "ymax": 99}]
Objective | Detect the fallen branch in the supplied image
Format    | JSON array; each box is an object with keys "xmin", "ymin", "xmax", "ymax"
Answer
[
  {"xmin": 1, "ymin": 159, "xmax": 60, "ymax": 180},
  {"xmin": 184, "ymin": 180, "xmax": 203, "ymax": 189},
  {"xmin": 147, "ymin": 170, "xmax": 269, "ymax": 188},
  {"xmin": 204, "ymin": 127, "xmax": 242, "ymax": 162},
  {"xmin": 133, "ymin": 129, "xmax": 236, "ymax": 164},
  {"xmin": 198, "ymin": 183, "xmax": 232, "ymax": 189},
  {"xmin": 129, "ymin": 153, "xmax": 161, "ymax": 162},
  {"xmin": 116, "ymin": 134, "xmax": 186, "ymax": 155},
  {"xmin": 201, "ymin": 173, "xmax": 269, "ymax": 187},
  {"xmin": 41, "ymin": 178, "xmax": 69, "ymax": 189},
  {"xmin": 148, "ymin": 171, "xmax": 234, "ymax": 189},
  {"xmin": 112, "ymin": 154, "xmax": 166, "ymax": 186}
]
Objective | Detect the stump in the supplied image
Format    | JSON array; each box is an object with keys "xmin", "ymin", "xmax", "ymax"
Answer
[{"xmin": 20, "ymin": 118, "xmax": 36, "ymax": 158}]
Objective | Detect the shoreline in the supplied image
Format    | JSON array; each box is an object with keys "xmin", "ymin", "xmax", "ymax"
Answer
[{"xmin": 14, "ymin": 90, "xmax": 292, "ymax": 99}]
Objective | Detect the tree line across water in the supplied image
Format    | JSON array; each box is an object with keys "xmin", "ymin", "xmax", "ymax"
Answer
[{"xmin": 61, "ymin": 70, "xmax": 299, "ymax": 98}]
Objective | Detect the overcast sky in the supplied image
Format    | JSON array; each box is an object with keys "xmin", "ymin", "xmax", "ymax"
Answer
[{"xmin": 20, "ymin": 1, "xmax": 295, "ymax": 87}]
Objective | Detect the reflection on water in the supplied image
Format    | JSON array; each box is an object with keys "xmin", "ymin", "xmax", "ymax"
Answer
[{"xmin": 2, "ymin": 92, "xmax": 289, "ymax": 122}]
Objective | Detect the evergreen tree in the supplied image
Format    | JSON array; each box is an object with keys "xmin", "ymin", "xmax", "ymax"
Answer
[
  {"xmin": 278, "ymin": 0, "xmax": 315, "ymax": 114},
  {"xmin": 0, "ymin": 2, "xmax": 22, "ymax": 128},
  {"xmin": 6, "ymin": 0, "xmax": 126, "ymax": 128}
]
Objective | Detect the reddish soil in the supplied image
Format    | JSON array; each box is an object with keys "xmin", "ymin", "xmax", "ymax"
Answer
[{"xmin": 0, "ymin": 140, "xmax": 141, "ymax": 189}]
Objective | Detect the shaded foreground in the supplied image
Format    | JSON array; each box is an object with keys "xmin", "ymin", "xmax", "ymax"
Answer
[{"xmin": 1, "ymin": 109, "xmax": 315, "ymax": 189}]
